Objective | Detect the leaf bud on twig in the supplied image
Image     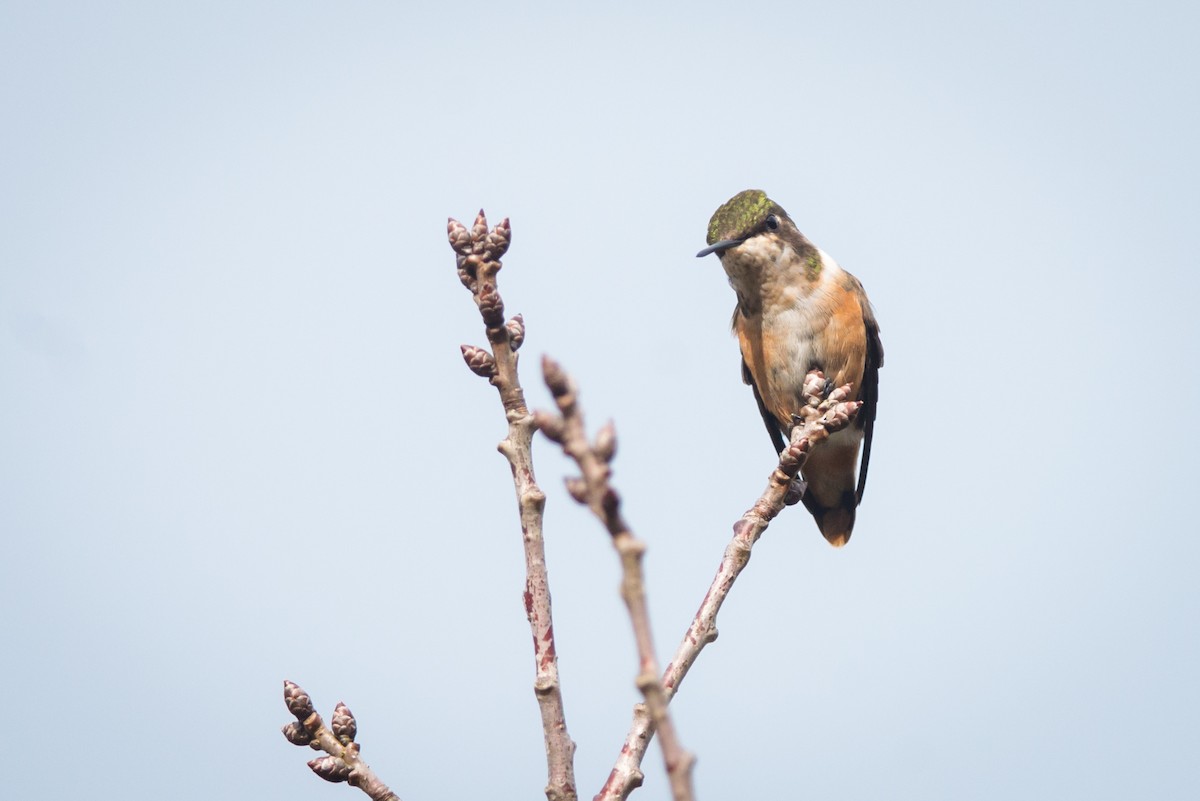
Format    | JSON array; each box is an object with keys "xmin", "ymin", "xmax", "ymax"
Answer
[
  {"xmin": 283, "ymin": 680, "xmax": 314, "ymax": 720},
  {"xmin": 541, "ymin": 356, "xmax": 570, "ymax": 399},
  {"xmin": 332, "ymin": 702, "xmax": 357, "ymax": 744},
  {"xmin": 446, "ymin": 218, "xmax": 472, "ymax": 256},
  {"xmin": 308, "ymin": 756, "xmax": 352, "ymax": 783},
  {"xmin": 564, "ymin": 477, "xmax": 588, "ymax": 504},
  {"xmin": 823, "ymin": 400, "xmax": 861, "ymax": 433},
  {"xmin": 461, "ymin": 345, "xmax": 497, "ymax": 378},
  {"xmin": 506, "ymin": 314, "xmax": 525, "ymax": 350},
  {"xmin": 485, "ymin": 218, "xmax": 511, "ymax": 260},
  {"xmin": 802, "ymin": 370, "xmax": 827, "ymax": 406},
  {"xmin": 281, "ymin": 721, "xmax": 313, "ymax": 746},
  {"xmin": 825, "ymin": 383, "xmax": 852, "ymax": 405},
  {"xmin": 471, "ymin": 210, "xmax": 489, "ymax": 242},
  {"xmin": 478, "ymin": 285, "xmax": 505, "ymax": 327},
  {"xmin": 779, "ymin": 437, "xmax": 810, "ymax": 475},
  {"xmin": 593, "ymin": 420, "xmax": 617, "ymax": 463},
  {"xmin": 533, "ymin": 410, "xmax": 565, "ymax": 443},
  {"xmin": 456, "ymin": 255, "xmax": 478, "ymax": 291}
]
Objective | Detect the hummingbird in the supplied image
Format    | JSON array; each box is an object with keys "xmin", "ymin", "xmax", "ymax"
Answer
[{"xmin": 697, "ymin": 189, "xmax": 883, "ymax": 547}]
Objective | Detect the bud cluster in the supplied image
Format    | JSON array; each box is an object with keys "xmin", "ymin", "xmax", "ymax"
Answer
[
  {"xmin": 281, "ymin": 681, "xmax": 362, "ymax": 785},
  {"xmin": 534, "ymin": 356, "xmax": 626, "ymax": 533},
  {"xmin": 451, "ymin": 211, "xmax": 527, "ymax": 385}
]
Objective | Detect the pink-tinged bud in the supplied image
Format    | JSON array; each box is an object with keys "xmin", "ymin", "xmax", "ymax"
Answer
[
  {"xmin": 308, "ymin": 756, "xmax": 352, "ymax": 783},
  {"xmin": 541, "ymin": 356, "xmax": 570, "ymax": 398},
  {"xmin": 593, "ymin": 421, "xmax": 617, "ymax": 463},
  {"xmin": 282, "ymin": 721, "xmax": 313, "ymax": 746},
  {"xmin": 457, "ymin": 254, "xmax": 479, "ymax": 290},
  {"xmin": 779, "ymin": 437, "xmax": 810, "ymax": 473},
  {"xmin": 477, "ymin": 285, "xmax": 505, "ymax": 327},
  {"xmin": 533, "ymin": 410, "xmax": 565, "ymax": 443},
  {"xmin": 471, "ymin": 210, "xmax": 489, "ymax": 242},
  {"xmin": 564, "ymin": 477, "xmax": 588, "ymax": 503},
  {"xmin": 802, "ymin": 370, "xmax": 827, "ymax": 404},
  {"xmin": 332, "ymin": 701, "xmax": 357, "ymax": 744},
  {"xmin": 461, "ymin": 345, "xmax": 497, "ymax": 378},
  {"xmin": 506, "ymin": 314, "xmax": 525, "ymax": 350},
  {"xmin": 826, "ymin": 383, "xmax": 852, "ymax": 404},
  {"xmin": 592, "ymin": 419, "xmax": 619, "ymax": 462},
  {"xmin": 284, "ymin": 681, "xmax": 314, "ymax": 720},
  {"xmin": 485, "ymin": 219, "xmax": 511, "ymax": 260},
  {"xmin": 447, "ymin": 218, "xmax": 472, "ymax": 255},
  {"xmin": 823, "ymin": 400, "xmax": 861, "ymax": 433}
]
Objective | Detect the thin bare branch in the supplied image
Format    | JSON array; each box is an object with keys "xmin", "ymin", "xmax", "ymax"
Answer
[
  {"xmin": 595, "ymin": 373, "xmax": 862, "ymax": 801},
  {"xmin": 281, "ymin": 681, "xmax": 401, "ymax": 801},
  {"xmin": 535, "ymin": 356, "xmax": 696, "ymax": 801},
  {"xmin": 449, "ymin": 212, "xmax": 577, "ymax": 801}
]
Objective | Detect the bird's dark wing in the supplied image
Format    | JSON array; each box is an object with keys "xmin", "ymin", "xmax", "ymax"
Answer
[
  {"xmin": 855, "ymin": 299, "xmax": 884, "ymax": 504},
  {"xmin": 743, "ymin": 358, "xmax": 787, "ymax": 455}
]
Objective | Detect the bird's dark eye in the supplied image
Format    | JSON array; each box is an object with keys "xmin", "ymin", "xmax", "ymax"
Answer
[{"xmin": 765, "ymin": 214, "xmax": 779, "ymax": 231}]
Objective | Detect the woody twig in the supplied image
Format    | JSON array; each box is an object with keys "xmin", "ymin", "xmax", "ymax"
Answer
[
  {"xmin": 534, "ymin": 356, "xmax": 696, "ymax": 801},
  {"xmin": 281, "ymin": 681, "xmax": 400, "ymax": 801},
  {"xmin": 595, "ymin": 371, "xmax": 861, "ymax": 801},
  {"xmin": 450, "ymin": 211, "xmax": 578, "ymax": 801}
]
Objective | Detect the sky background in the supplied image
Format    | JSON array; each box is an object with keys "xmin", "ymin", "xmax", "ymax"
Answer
[{"xmin": 3, "ymin": 2, "xmax": 1198, "ymax": 799}]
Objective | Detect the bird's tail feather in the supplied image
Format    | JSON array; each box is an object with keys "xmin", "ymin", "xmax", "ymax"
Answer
[{"xmin": 801, "ymin": 490, "xmax": 857, "ymax": 548}]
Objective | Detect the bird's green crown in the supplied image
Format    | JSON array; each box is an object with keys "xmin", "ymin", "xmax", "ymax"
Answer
[{"xmin": 705, "ymin": 189, "xmax": 789, "ymax": 245}]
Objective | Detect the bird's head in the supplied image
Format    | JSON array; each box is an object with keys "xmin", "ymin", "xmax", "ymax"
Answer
[
  {"xmin": 697, "ymin": 189, "xmax": 819, "ymax": 292},
  {"xmin": 696, "ymin": 189, "xmax": 793, "ymax": 258}
]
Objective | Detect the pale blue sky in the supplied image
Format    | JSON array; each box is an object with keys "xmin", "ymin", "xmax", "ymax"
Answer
[{"xmin": 2, "ymin": 2, "xmax": 1198, "ymax": 799}]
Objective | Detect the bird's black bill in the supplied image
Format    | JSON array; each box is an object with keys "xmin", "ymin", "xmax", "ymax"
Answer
[{"xmin": 695, "ymin": 238, "xmax": 746, "ymax": 258}]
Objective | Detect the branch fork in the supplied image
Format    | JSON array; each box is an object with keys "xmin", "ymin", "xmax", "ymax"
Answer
[
  {"xmin": 534, "ymin": 356, "xmax": 696, "ymax": 801},
  {"xmin": 596, "ymin": 369, "xmax": 861, "ymax": 801},
  {"xmin": 281, "ymin": 680, "xmax": 400, "ymax": 801},
  {"xmin": 281, "ymin": 209, "xmax": 863, "ymax": 801}
]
